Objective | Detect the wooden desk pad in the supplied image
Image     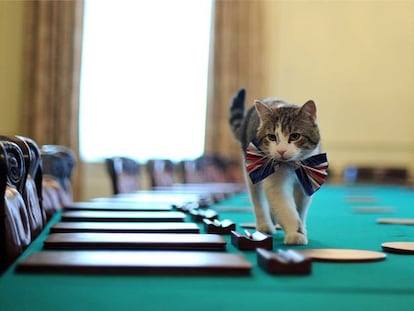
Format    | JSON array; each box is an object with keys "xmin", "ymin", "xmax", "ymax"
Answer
[
  {"xmin": 61, "ymin": 211, "xmax": 186, "ymax": 222},
  {"xmin": 50, "ymin": 222, "xmax": 200, "ymax": 234},
  {"xmin": 16, "ymin": 250, "xmax": 252, "ymax": 275},
  {"xmin": 64, "ymin": 201, "xmax": 173, "ymax": 211},
  {"xmin": 43, "ymin": 233, "xmax": 227, "ymax": 251}
]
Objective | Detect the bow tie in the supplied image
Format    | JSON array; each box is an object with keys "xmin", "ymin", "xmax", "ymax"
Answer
[{"xmin": 245, "ymin": 141, "xmax": 329, "ymax": 196}]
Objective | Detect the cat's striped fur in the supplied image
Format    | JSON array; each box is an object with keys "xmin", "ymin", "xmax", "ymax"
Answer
[{"xmin": 229, "ymin": 88, "xmax": 321, "ymax": 244}]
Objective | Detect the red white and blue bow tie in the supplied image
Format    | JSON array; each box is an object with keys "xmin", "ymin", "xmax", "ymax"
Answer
[{"xmin": 245, "ymin": 141, "xmax": 329, "ymax": 196}]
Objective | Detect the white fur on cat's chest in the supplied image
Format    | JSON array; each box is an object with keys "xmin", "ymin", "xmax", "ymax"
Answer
[{"xmin": 260, "ymin": 165, "xmax": 300, "ymax": 193}]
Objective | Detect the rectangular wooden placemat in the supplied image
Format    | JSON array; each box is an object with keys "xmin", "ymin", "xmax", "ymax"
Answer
[
  {"xmin": 50, "ymin": 222, "xmax": 200, "ymax": 234},
  {"xmin": 64, "ymin": 201, "xmax": 173, "ymax": 211},
  {"xmin": 16, "ymin": 250, "xmax": 252, "ymax": 275},
  {"xmin": 60, "ymin": 211, "xmax": 186, "ymax": 222},
  {"xmin": 43, "ymin": 233, "xmax": 227, "ymax": 251}
]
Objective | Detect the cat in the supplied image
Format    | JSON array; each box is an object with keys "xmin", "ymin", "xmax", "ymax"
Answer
[{"xmin": 229, "ymin": 88, "xmax": 328, "ymax": 245}]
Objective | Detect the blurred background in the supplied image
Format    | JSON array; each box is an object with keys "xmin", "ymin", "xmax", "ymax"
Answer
[{"xmin": 1, "ymin": 0, "xmax": 414, "ymax": 200}]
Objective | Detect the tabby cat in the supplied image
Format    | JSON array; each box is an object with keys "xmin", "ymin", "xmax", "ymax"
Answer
[{"xmin": 229, "ymin": 88, "xmax": 328, "ymax": 245}]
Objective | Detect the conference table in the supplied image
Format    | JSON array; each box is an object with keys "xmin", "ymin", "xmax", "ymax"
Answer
[{"xmin": 1, "ymin": 184, "xmax": 414, "ymax": 310}]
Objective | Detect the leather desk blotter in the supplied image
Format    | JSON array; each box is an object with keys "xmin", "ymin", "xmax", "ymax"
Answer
[
  {"xmin": 50, "ymin": 222, "xmax": 200, "ymax": 234},
  {"xmin": 61, "ymin": 211, "xmax": 186, "ymax": 222},
  {"xmin": 43, "ymin": 233, "xmax": 227, "ymax": 251},
  {"xmin": 16, "ymin": 250, "xmax": 252, "ymax": 275},
  {"xmin": 64, "ymin": 201, "xmax": 173, "ymax": 211}
]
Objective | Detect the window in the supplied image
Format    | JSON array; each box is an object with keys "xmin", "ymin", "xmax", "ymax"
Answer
[{"xmin": 79, "ymin": 0, "xmax": 213, "ymax": 162}]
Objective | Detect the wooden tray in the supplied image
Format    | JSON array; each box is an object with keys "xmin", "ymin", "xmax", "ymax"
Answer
[
  {"xmin": 50, "ymin": 222, "xmax": 200, "ymax": 234},
  {"xmin": 16, "ymin": 250, "xmax": 252, "ymax": 275},
  {"xmin": 61, "ymin": 211, "xmax": 186, "ymax": 222},
  {"xmin": 43, "ymin": 233, "xmax": 227, "ymax": 251}
]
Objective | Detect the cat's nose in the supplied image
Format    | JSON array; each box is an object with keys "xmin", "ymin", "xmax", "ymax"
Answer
[{"xmin": 277, "ymin": 149, "xmax": 287, "ymax": 156}]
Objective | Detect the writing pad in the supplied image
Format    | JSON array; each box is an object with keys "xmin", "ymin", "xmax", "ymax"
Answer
[
  {"xmin": 352, "ymin": 206, "xmax": 395, "ymax": 214},
  {"xmin": 43, "ymin": 233, "xmax": 226, "ymax": 251},
  {"xmin": 61, "ymin": 211, "xmax": 186, "ymax": 222},
  {"xmin": 376, "ymin": 218, "xmax": 414, "ymax": 225},
  {"xmin": 16, "ymin": 250, "xmax": 252, "ymax": 275},
  {"xmin": 298, "ymin": 248, "xmax": 386, "ymax": 262},
  {"xmin": 51, "ymin": 222, "xmax": 200, "ymax": 234},
  {"xmin": 64, "ymin": 201, "xmax": 173, "ymax": 211},
  {"xmin": 345, "ymin": 196, "xmax": 378, "ymax": 204},
  {"xmin": 381, "ymin": 242, "xmax": 414, "ymax": 254}
]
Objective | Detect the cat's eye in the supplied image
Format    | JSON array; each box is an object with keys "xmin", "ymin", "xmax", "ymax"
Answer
[
  {"xmin": 289, "ymin": 133, "xmax": 301, "ymax": 142},
  {"xmin": 267, "ymin": 134, "xmax": 277, "ymax": 141}
]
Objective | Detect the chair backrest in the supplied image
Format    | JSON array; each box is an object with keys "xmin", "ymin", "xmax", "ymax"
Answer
[
  {"xmin": 146, "ymin": 159, "xmax": 175, "ymax": 188},
  {"xmin": 40, "ymin": 145, "xmax": 76, "ymax": 218},
  {"xmin": 41, "ymin": 145, "xmax": 76, "ymax": 193},
  {"xmin": 18, "ymin": 136, "xmax": 43, "ymax": 202},
  {"xmin": 197, "ymin": 155, "xmax": 230, "ymax": 183},
  {"xmin": 105, "ymin": 157, "xmax": 140, "ymax": 195},
  {"xmin": 0, "ymin": 140, "xmax": 31, "ymax": 272},
  {"xmin": 385, "ymin": 168, "xmax": 409, "ymax": 184},
  {"xmin": 343, "ymin": 165, "xmax": 409, "ymax": 185},
  {"xmin": 177, "ymin": 159, "xmax": 205, "ymax": 184},
  {"xmin": 181, "ymin": 154, "xmax": 238, "ymax": 183},
  {"xmin": 0, "ymin": 136, "xmax": 45, "ymax": 238}
]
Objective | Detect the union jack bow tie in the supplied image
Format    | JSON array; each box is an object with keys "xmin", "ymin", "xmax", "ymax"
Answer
[{"xmin": 245, "ymin": 141, "xmax": 329, "ymax": 196}]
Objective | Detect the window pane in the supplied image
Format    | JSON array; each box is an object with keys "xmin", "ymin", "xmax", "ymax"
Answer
[{"xmin": 79, "ymin": 0, "xmax": 213, "ymax": 162}]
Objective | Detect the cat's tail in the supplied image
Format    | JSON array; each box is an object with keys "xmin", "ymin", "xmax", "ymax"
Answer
[{"xmin": 229, "ymin": 88, "xmax": 246, "ymax": 142}]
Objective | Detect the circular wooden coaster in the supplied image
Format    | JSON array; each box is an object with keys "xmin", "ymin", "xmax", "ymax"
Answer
[
  {"xmin": 298, "ymin": 248, "xmax": 386, "ymax": 262},
  {"xmin": 381, "ymin": 242, "xmax": 414, "ymax": 254},
  {"xmin": 376, "ymin": 218, "xmax": 414, "ymax": 225}
]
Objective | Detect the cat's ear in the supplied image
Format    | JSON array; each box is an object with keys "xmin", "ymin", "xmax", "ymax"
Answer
[
  {"xmin": 255, "ymin": 100, "xmax": 273, "ymax": 120},
  {"xmin": 300, "ymin": 100, "xmax": 317, "ymax": 122}
]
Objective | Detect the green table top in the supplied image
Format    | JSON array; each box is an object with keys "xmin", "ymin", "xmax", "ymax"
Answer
[{"xmin": 1, "ymin": 185, "xmax": 414, "ymax": 310}]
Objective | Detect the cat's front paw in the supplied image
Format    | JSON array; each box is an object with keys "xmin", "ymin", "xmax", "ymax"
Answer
[
  {"xmin": 284, "ymin": 232, "xmax": 308, "ymax": 245},
  {"xmin": 256, "ymin": 222, "xmax": 276, "ymax": 235}
]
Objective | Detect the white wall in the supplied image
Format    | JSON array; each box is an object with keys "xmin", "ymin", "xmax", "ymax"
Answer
[{"xmin": 265, "ymin": 1, "xmax": 414, "ymax": 178}]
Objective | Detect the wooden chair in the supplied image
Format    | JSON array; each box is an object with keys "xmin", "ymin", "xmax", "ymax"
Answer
[
  {"xmin": 225, "ymin": 159, "xmax": 245, "ymax": 183},
  {"xmin": 146, "ymin": 159, "xmax": 175, "ymax": 188},
  {"xmin": 195, "ymin": 155, "xmax": 228, "ymax": 183},
  {"xmin": 384, "ymin": 168, "xmax": 409, "ymax": 184},
  {"xmin": 105, "ymin": 157, "xmax": 140, "ymax": 195},
  {"xmin": 0, "ymin": 140, "xmax": 31, "ymax": 272},
  {"xmin": 180, "ymin": 154, "xmax": 242, "ymax": 184},
  {"xmin": 41, "ymin": 145, "xmax": 76, "ymax": 218},
  {"xmin": 343, "ymin": 166, "xmax": 409, "ymax": 185},
  {"xmin": 0, "ymin": 136, "xmax": 45, "ymax": 239},
  {"xmin": 177, "ymin": 159, "xmax": 205, "ymax": 184}
]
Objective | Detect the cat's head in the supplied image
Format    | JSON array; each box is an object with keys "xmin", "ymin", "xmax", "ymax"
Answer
[{"xmin": 254, "ymin": 99, "xmax": 320, "ymax": 162}]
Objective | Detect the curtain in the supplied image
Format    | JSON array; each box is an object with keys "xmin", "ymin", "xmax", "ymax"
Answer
[
  {"xmin": 22, "ymin": 0, "xmax": 84, "ymax": 199},
  {"xmin": 205, "ymin": 0, "xmax": 268, "ymax": 163}
]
